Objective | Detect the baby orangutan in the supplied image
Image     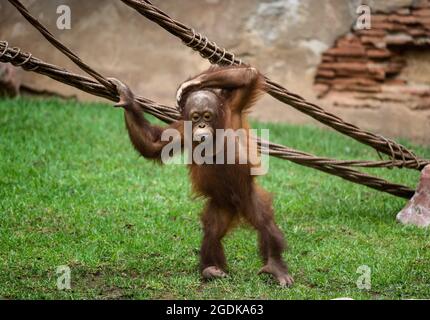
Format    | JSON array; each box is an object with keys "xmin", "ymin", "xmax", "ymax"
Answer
[{"xmin": 109, "ymin": 65, "xmax": 293, "ymax": 286}]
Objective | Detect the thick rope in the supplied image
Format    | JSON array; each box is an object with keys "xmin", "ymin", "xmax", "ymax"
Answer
[
  {"xmin": 0, "ymin": 41, "xmax": 417, "ymax": 199},
  {"xmin": 7, "ymin": 0, "xmax": 116, "ymax": 93},
  {"xmin": 9, "ymin": 0, "xmax": 426, "ymax": 173},
  {"xmin": 4, "ymin": 0, "xmax": 428, "ymax": 199},
  {"xmin": 119, "ymin": 0, "xmax": 425, "ymax": 170}
]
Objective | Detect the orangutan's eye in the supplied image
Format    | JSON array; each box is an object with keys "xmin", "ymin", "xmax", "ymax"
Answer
[
  {"xmin": 203, "ymin": 112, "xmax": 212, "ymax": 122},
  {"xmin": 191, "ymin": 113, "xmax": 200, "ymax": 122}
]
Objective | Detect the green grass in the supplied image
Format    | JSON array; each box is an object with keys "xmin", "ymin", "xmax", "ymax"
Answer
[{"xmin": 1, "ymin": 97, "xmax": 430, "ymax": 300}]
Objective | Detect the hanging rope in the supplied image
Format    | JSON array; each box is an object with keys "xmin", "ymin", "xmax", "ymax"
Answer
[
  {"xmin": 119, "ymin": 0, "xmax": 424, "ymax": 170},
  {"xmin": 4, "ymin": 0, "xmax": 430, "ymax": 199},
  {"xmin": 0, "ymin": 41, "xmax": 418, "ymax": 199}
]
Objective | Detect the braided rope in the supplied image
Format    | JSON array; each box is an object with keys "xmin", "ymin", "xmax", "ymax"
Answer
[
  {"xmin": 4, "ymin": 0, "xmax": 428, "ymax": 199},
  {"xmin": 119, "ymin": 0, "xmax": 425, "ymax": 170},
  {"xmin": 0, "ymin": 41, "xmax": 419, "ymax": 199},
  {"xmin": 8, "ymin": 0, "xmax": 117, "ymax": 93}
]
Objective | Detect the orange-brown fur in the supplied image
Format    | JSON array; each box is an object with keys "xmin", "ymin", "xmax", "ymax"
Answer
[{"xmin": 110, "ymin": 65, "xmax": 293, "ymax": 286}]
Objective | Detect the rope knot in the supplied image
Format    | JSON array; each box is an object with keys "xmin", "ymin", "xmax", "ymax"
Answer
[{"xmin": 182, "ymin": 29, "xmax": 241, "ymax": 66}]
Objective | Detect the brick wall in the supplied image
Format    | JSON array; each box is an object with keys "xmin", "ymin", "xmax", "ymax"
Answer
[{"xmin": 314, "ymin": 0, "xmax": 430, "ymax": 111}]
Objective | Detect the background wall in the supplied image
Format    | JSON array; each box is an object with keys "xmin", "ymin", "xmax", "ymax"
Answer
[{"xmin": 1, "ymin": 0, "xmax": 429, "ymax": 144}]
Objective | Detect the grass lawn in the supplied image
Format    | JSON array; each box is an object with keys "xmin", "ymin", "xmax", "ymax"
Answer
[{"xmin": 1, "ymin": 97, "xmax": 430, "ymax": 300}]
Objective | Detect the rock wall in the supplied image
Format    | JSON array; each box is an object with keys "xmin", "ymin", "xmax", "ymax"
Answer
[
  {"xmin": 0, "ymin": 0, "xmax": 429, "ymax": 144},
  {"xmin": 313, "ymin": 0, "xmax": 430, "ymax": 144},
  {"xmin": 315, "ymin": 1, "xmax": 430, "ymax": 112}
]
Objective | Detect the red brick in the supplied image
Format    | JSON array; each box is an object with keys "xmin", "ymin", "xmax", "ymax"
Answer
[
  {"xmin": 388, "ymin": 14, "xmax": 420, "ymax": 24},
  {"xmin": 316, "ymin": 69, "xmax": 335, "ymax": 78},
  {"xmin": 336, "ymin": 35, "xmax": 361, "ymax": 47},
  {"xmin": 360, "ymin": 36, "xmax": 385, "ymax": 47},
  {"xmin": 356, "ymin": 29, "xmax": 387, "ymax": 37},
  {"xmin": 385, "ymin": 79, "xmax": 407, "ymax": 86},
  {"xmin": 322, "ymin": 55, "xmax": 335, "ymax": 62},
  {"xmin": 417, "ymin": 16, "xmax": 430, "ymax": 24},
  {"xmin": 335, "ymin": 57, "xmax": 369, "ymax": 63},
  {"xmin": 320, "ymin": 62, "xmax": 368, "ymax": 73},
  {"xmin": 367, "ymin": 65, "xmax": 386, "ymax": 80},
  {"xmin": 367, "ymin": 49, "xmax": 392, "ymax": 59},
  {"xmin": 333, "ymin": 83, "xmax": 381, "ymax": 93},
  {"xmin": 371, "ymin": 15, "xmax": 388, "ymax": 23},
  {"xmin": 372, "ymin": 22, "xmax": 408, "ymax": 32},
  {"xmin": 331, "ymin": 77, "xmax": 380, "ymax": 86},
  {"xmin": 413, "ymin": 8, "xmax": 430, "ymax": 16},
  {"xmin": 408, "ymin": 28, "xmax": 428, "ymax": 36},
  {"xmin": 326, "ymin": 47, "xmax": 366, "ymax": 57}
]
